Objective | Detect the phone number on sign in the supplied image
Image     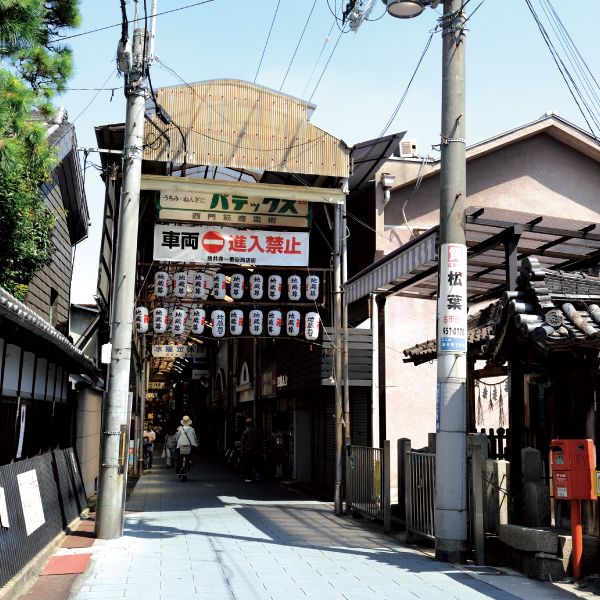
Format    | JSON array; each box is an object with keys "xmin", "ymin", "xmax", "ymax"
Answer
[{"xmin": 442, "ymin": 327, "xmax": 465, "ymax": 336}]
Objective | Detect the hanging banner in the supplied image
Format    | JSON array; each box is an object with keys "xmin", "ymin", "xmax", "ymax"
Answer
[
  {"xmin": 437, "ymin": 243, "xmax": 467, "ymax": 353},
  {"xmin": 152, "ymin": 345, "xmax": 206, "ymax": 358},
  {"xmin": 16, "ymin": 405, "xmax": 26, "ymax": 459},
  {"xmin": 154, "ymin": 224, "xmax": 309, "ymax": 266}
]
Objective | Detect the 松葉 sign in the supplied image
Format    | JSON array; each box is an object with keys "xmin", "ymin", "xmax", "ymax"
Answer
[{"xmin": 154, "ymin": 224, "xmax": 309, "ymax": 267}]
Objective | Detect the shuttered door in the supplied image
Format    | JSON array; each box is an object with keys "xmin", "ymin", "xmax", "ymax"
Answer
[
  {"xmin": 350, "ymin": 387, "xmax": 371, "ymax": 447},
  {"xmin": 311, "ymin": 390, "xmax": 335, "ymax": 489}
]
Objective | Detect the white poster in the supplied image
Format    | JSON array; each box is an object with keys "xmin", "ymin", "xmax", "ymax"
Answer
[
  {"xmin": 437, "ymin": 243, "xmax": 467, "ymax": 353},
  {"xmin": 154, "ymin": 224, "xmax": 309, "ymax": 267},
  {"xmin": 16, "ymin": 405, "xmax": 26, "ymax": 459},
  {"xmin": 0, "ymin": 487, "xmax": 9, "ymax": 527},
  {"xmin": 17, "ymin": 470, "xmax": 45, "ymax": 536}
]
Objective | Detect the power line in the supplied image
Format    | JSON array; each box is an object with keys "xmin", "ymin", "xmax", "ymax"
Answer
[
  {"xmin": 72, "ymin": 68, "xmax": 117, "ymax": 124},
  {"xmin": 254, "ymin": 0, "xmax": 281, "ymax": 84},
  {"xmin": 302, "ymin": 22, "xmax": 335, "ymax": 99},
  {"xmin": 309, "ymin": 30, "xmax": 343, "ymax": 102},
  {"xmin": 50, "ymin": 0, "xmax": 217, "ymax": 42},
  {"xmin": 280, "ymin": 0, "xmax": 317, "ymax": 92}
]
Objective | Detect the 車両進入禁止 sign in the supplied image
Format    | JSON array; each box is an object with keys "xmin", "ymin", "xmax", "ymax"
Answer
[
  {"xmin": 437, "ymin": 243, "xmax": 467, "ymax": 353},
  {"xmin": 154, "ymin": 224, "xmax": 309, "ymax": 267}
]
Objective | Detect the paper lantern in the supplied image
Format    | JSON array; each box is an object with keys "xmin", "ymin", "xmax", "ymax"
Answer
[
  {"xmin": 267, "ymin": 310, "xmax": 282, "ymax": 337},
  {"xmin": 288, "ymin": 275, "xmax": 301, "ymax": 301},
  {"xmin": 154, "ymin": 271, "xmax": 169, "ymax": 298},
  {"xmin": 230, "ymin": 273, "xmax": 244, "ymax": 300},
  {"xmin": 306, "ymin": 275, "xmax": 320, "ymax": 301},
  {"xmin": 172, "ymin": 308, "xmax": 187, "ymax": 335},
  {"xmin": 194, "ymin": 272, "xmax": 208, "ymax": 298},
  {"xmin": 134, "ymin": 306, "xmax": 149, "ymax": 333},
  {"xmin": 174, "ymin": 272, "xmax": 188, "ymax": 297},
  {"xmin": 229, "ymin": 309, "xmax": 244, "ymax": 336},
  {"xmin": 213, "ymin": 273, "xmax": 227, "ymax": 300},
  {"xmin": 211, "ymin": 309, "xmax": 226, "ymax": 338},
  {"xmin": 268, "ymin": 275, "xmax": 282, "ymax": 300},
  {"xmin": 286, "ymin": 310, "xmax": 300, "ymax": 337},
  {"xmin": 191, "ymin": 308, "xmax": 206, "ymax": 335},
  {"xmin": 250, "ymin": 274, "xmax": 264, "ymax": 300},
  {"xmin": 153, "ymin": 307, "xmax": 168, "ymax": 333},
  {"xmin": 249, "ymin": 309, "xmax": 263, "ymax": 336},
  {"xmin": 305, "ymin": 312, "xmax": 320, "ymax": 341}
]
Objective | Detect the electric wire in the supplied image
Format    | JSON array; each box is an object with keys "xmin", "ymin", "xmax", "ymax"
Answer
[
  {"xmin": 301, "ymin": 22, "xmax": 336, "ymax": 99},
  {"xmin": 51, "ymin": 0, "xmax": 217, "ymax": 42},
  {"xmin": 254, "ymin": 0, "xmax": 281, "ymax": 84},
  {"xmin": 309, "ymin": 30, "xmax": 343, "ymax": 102},
  {"xmin": 72, "ymin": 68, "xmax": 117, "ymax": 123},
  {"xmin": 280, "ymin": 0, "xmax": 317, "ymax": 92}
]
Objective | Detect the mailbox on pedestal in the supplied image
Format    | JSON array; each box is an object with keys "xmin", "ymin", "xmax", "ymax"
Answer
[{"xmin": 550, "ymin": 439, "xmax": 595, "ymax": 500}]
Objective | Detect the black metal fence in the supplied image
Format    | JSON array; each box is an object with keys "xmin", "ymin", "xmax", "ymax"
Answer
[{"xmin": 0, "ymin": 448, "xmax": 87, "ymax": 588}]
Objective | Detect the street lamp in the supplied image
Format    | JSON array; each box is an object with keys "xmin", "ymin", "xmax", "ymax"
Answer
[{"xmin": 383, "ymin": 0, "xmax": 468, "ymax": 565}]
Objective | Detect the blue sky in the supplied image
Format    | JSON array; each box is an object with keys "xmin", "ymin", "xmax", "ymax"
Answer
[{"xmin": 65, "ymin": 0, "xmax": 599, "ymax": 304}]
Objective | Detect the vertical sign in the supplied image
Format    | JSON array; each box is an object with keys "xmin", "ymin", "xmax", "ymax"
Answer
[
  {"xmin": 17, "ymin": 470, "xmax": 45, "ymax": 535},
  {"xmin": 16, "ymin": 405, "xmax": 26, "ymax": 459},
  {"xmin": 438, "ymin": 244, "xmax": 467, "ymax": 353}
]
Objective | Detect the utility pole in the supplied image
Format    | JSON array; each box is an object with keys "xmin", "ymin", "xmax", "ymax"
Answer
[
  {"xmin": 434, "ymin": 0, "xmax": 468, "ymax": 563},
  {"xmin": 333, "ymin": 204, "xmax": 343, "ymax": 515},
  {"xmin": 96, "ymin": 27, "xmax": 147, "ymax": 540},
  {"xmin": 342, "ymin": 196, "xmax": 350, "ymax": 444}
]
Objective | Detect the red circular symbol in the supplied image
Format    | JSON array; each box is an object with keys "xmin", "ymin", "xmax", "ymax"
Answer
[{"xmin": 202, "ymin": 230, "xmax": 225, "ymax": 254}]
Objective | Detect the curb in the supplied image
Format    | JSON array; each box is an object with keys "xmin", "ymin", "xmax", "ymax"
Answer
[{"xmin": 0, "ymin": 508, "xmax": 90, "ymax": 600}]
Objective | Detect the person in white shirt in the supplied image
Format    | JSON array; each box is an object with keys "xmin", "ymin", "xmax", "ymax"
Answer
[
  {"xmin": 176, "ymin": 416, "xmax": 198, "ymax": 476},
  {"xmin": 143, "ymin": 424, "xmax": 156, "ymax": 469},
  {"xmin": 163, "ymin": 429, "xmax": 177, "ymax": 469}
]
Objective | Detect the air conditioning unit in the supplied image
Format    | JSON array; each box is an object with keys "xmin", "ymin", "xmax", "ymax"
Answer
[{"xmin": 398, "ymin": 139, "xmax": 418, "ymax": 158}]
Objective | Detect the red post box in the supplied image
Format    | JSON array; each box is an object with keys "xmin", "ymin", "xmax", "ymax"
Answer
[{"xmin": 550, "ymin": 439, "xmax": 595, "ymax": 580}]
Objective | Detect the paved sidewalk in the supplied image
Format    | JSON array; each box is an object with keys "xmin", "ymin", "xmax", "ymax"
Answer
[{"xmin": 69, "ymin": 456, "xmax": 583, "ymax": 600}]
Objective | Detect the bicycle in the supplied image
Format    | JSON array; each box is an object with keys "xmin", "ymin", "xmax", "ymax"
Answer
[{"xmin": 178, "ymin": 455, "xmax": 189, "ymax": 482}]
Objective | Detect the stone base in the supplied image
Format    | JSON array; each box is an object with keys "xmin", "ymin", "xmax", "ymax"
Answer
[{"xmin": 506, "ymin": 546, "xmax": 565, "ymax": 582}]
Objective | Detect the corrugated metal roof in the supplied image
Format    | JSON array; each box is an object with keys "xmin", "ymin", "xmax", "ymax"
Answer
[{"xmin": 143, "ymin": 79, "xmax": 350, "ymax": 178}]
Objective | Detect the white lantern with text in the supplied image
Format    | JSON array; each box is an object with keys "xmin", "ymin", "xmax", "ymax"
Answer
[
  {"xmin": 213, "ymin": 273, "xmax": 226, "ymax": 299},
  {"xmin": 230, "ymin": 273, "xmax": 244, "ymax": 300},
  {"xmin": 135, "ymin": 306, "xmax": 149, "ymax": 333},
  {"xmin": 174, "ymin": 272, "xmax": 188, "ymax": 297},
  {"xmin": 172, "ymin": 308, "xmax": 187, "ymax": 335},
  {"xmin": 249, "ymin": 309, "xmax": 263, "ymax": 336},
  {"xmin": 267, "ymin": 310, "xmax": 282, "ymax": 337},
  {"xmin": 249, "ymin": 274, "xmax": 264, "ymax": 300},
  {"xmin": 286, "ymin": 310, "xmax": 300, "ymax": 337},
  {"xmin": 288, "ymin": 275, "xmax": 301, "ymax": 301},
  {"xmin": 211, "ymin": 310, "xmax": 226, "ymax": 338},
  {"xmin": 230, "ymin": 309, "xmax": 244, "ymax": 336},
  {"xmin": 305, "ymin": 312, "xmax": 320, "ymax": 341},
  {"xmin": 268, "ymin": 275, "xmax": 282, "ymax": 300},
  {"xmin": 191, "ymin": 308, "xmax": 206, "ymax": 335},
  {"xmin": 153, "ymin": 307, "xmax": 168, "ymax": 333},
  {"xmin": 306, "ymin": 275, "xmax": 320, "ymax": 301},
  {"xmin": 194, "ymin": 272, "xmax": 208, "ymax": 298},
  {"xmin": 154, "ymin": 271, "xmax": 169, "ymax": 298}
]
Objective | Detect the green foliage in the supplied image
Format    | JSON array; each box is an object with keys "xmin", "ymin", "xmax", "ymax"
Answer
[{"xmin": 0, "ymin": 0, "xmax": 81, "ymax": 299}]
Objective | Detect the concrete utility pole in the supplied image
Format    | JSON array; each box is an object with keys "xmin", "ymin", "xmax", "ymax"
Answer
[
  {"xmin": 333, "ymin": 204, "xmax": 343, "ymax": 515},
  {"xmin": 342, "ymin": 196, "xmax": 350, "ymax": 445},
  {"xmin": 434, "ymin": 0, "xmax": 468, "ymax": 563},
  {"xmin": 96, "ymin": 27, "xmax": 147, "ymax": 540}
]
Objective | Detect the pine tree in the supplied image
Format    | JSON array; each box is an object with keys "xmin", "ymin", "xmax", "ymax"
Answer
[{"xmin": 0, "ymin": 0, "xmax": 81, "ymax": 299}]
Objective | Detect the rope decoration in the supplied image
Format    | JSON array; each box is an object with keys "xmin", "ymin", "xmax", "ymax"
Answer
[{"xmin": 475, "ymin": 377, "xmax": 508, "ymax": 428}]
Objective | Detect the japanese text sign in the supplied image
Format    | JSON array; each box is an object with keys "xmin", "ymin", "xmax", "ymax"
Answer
[
  {"xmin": 151, "ymin": 345, "xmax": 206, "ymax": 358},
  {"xmin": 154, "ymin": 224, "xmax": 309, "ymax": 267},
  {"xmin": 438, "ymin": 243, "xmax": 467, "ymax": 353}
]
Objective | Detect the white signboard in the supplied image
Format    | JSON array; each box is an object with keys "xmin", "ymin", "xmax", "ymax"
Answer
[
  {"xmin": 152, "ymin": 345, "xmax": 206, "ymax": 358},
  {"xmin": 154, "ymin": 224, "xmax": 309, "ymax": 267},
  {"xmin": 192, "ymin": 369, "xmax": 210, "ymax": 380},
  {"xmin": 0, "ymin": 487, "xmax": 9, "ymax": 528},
  {"xmin": 17, "ymin": 470, "xmax": 45, "ymax": 536},
  {"xmin": 148, "ymin": 382, "xmax": 170, "ymax": 390},
  {"xmin": 16, "ymin": 405, "xmax": 26, "ymax": 459},
  {"xmin": 437, "ymin": 243, "xmax": 467, "ymax": 353}
]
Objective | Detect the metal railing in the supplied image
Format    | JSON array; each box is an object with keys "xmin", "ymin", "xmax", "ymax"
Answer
[
  {"xmin": 346, "ymin": 441, "xmax": 391, "ymax": 533},
  {"xmin": 405, "ymin": 450, "xmax": 435, "ymax": 541}
]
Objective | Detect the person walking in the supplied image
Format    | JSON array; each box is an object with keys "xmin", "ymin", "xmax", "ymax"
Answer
[
  {"xmin": 176, "ymin": 416, "xmax": 198, "ymax": 477},
  {"xmin": 240, "ymin": 417, "xmax": 263, "ymax": 481},
  {"xmin": 142, "ymin": 424, "xmax": 156, "ymax": 469},
  {"xmin": 163, "ymin": 429, "xmax": 177, "ymax": 469}
]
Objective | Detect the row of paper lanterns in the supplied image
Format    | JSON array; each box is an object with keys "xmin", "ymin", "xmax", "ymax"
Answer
[
  {"xmin": 154, "ymin": 271, "xmax": 320, "ymax": 302},
  {"xmin": 135, "ymin": 306, "xmax": 320, "ymax": 340}
]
